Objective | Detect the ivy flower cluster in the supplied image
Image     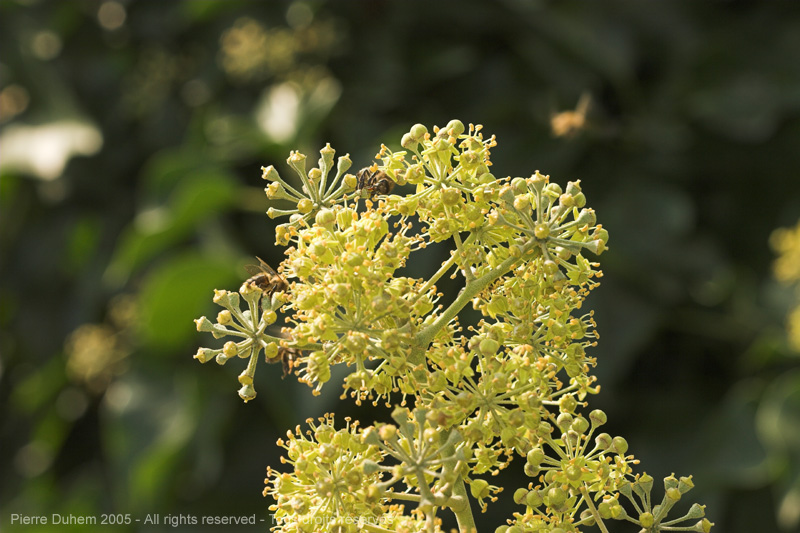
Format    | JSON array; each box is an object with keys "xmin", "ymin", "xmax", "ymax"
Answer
[
  {"xmin": 193, "ymin": 120, "xmax": 713, "ymax": 532},
  {"xmin": 771, "ymin": 219, "xmax": 800, "ymax": 351}
]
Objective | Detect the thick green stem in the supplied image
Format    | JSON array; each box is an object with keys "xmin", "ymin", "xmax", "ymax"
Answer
[
  {"xmin": 580, "ymin": 486, "xmax": 610, "ymax": 533},
  {"xmin": 451, "ymin": 476, "xmax": 477, "ymax": 533},
  {"xmin": 413, "ymin": 251, "xmax": 458, "ymax": 305},
  {"xmin": 415, "ymin": 243, "xmax": 532, "ymax": 348}
]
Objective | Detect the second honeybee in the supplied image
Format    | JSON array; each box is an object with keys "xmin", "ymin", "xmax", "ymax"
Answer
[
  {"xmin": 243, "ymin": 256, "xmax": 289, "ymax": 295},
  {"xmin": 356, "ymin": 167, "xmax": 395, "ymax": 197}
]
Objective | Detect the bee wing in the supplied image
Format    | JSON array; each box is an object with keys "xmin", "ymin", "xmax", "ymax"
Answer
[
  {"xmin": 244, "ymin": 256, "xmax": 279, "ymax": 276},
  {"xmin": 255, "ymin": 256, "xmax": 279, "ymax": 276},
  {"xmin": 244, "ymin": 263, "xmax": 264, "ymax": 276}
]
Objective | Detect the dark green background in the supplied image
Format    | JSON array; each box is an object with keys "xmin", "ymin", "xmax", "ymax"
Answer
[{"xmin": 2, "ymin": 1, "xmax": 800, "ymax": 532}]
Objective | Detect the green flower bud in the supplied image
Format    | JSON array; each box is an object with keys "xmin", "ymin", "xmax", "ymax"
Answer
[
  {"xmin": 685, "ymin": 503, "xmax": 706, "ymax": 519},
  {"xmin": 556, "ymin": 413, "xmax": 573, "ymax": 432},
  {"xmin": 479, "ymin": 338, "xmax": 500, "ymax": 356},
  {"xmin": 511, "ymin": 177, "xmax": 527, "ymax": 195},
  {"xmin": 195, "ymin": 316, "xmax": 214, "ymax": 332},
  {"xmin": 194, "ymin": 347, "xmax": 220, "ymax": 363},
  {"xmin": 319, "ymin": 442, "xmax": 336, "ymax": 461},
  {"xmin": 639, "ymin": 512, "xmax": 654, "ymax": 528},
  {"xmin": 565, "ymin": 464, "xmax": 582, "ymax": 481},
  {"xmin": 575, "ymin": 208, "xmax": 596, "ymax": 227},
  {"xmin": 297, "ymin": 198, "xmax": 313, "ymax": 214},
  {"xmin": 315, "ymin": 208, "xmax": 336, "ymax": 227},
  {"xmin": 545, "ymin": 487, "xmax": 567, "ymax": 510},
  {"xmin": 265, "ymin": 181, "xmax": 290, "ymax": 201},
  {"xmin": 261, "ymin": 165, "xmax": 280, "ymax": 181},
  {"xmin": 531, "ymin": 171, "xmax": 548, "ymax": 192},
  {"xmin": 513, "ymin": 488, "xmax": 528, "ymax": 505},
  {"xmin": 365, "ymin": 484, "xmax": 383, "ymax": 502},
  {"xmin": 223, "ymin": 341, "xmax": 239, "ymax": 358},
  {"xmin": 500, "ymin": 426, "xmax": 517, "ymax": 447},
  {"xmin": 444, "ymin": 119, "xmax": 465, "ymax": 137},
  {"xmin": 306, "ymin": 351, "xmax": 330, "ymax": 383},
  {"xmin": 590, "ymin": 409, "xmax": 607, "ymax": 427},
  {"xmin": 336, "ymin": 153, "xmax": 352, "ymax": 174},
  {"xmin": 308, "ymin": 168, "xmax": 322, "ymax": 183},
  {"xmin": 559, "ymin": 193, "xmax": 575, "ymax": 208},
  {"xmin": 287, "ymin": 151, "xmax": 307, "ymax": 177},
  {"xmin": 666, "ymin": 487, "xmax": 681, "ymax": 501},
  {"xmin": 571, "ymin": 416, "xmax": 589, "ymax": 434},
  {"xmin": 343, "ymin": 173, "xmax": 357, "ymax": 190},
  {"xmin": 638, "ymin": 473, "xmax": 654, "ymax": 493},
  {"xmin": 678, "ymin": 476, "xmax": 695, "ymax": 494},
  {"xmin": 291, "ymin": 257, "xmax": 314, "ymax": 278},
  {"xmin": 544, "ymin": 182, "xmax": 563, "ymax": 197},
  {"xmin": 533, "ymin": 222, "xmax": 553, "ymax": 238},
  {"xmin": 410, "ymin": 123, "xmax": 428, "ymax": 139},
  {"xmin": 401, "ymin": 132, "xmax": 418, "ymax": 149},
  {"xmin": 461, "ymin": 151, "xmax": 483, "ymax": 170},
  {"xmin": 525, "ymin": 489, "xmax": 543, "ymax": 508},
  {"xmin": 274, "ymin": 225, "xmax": 291, "ymax": 245},
  {"xmin": 513, "ymin": 195, "xmax": 530, "ymax": 211},
  {"xmin": 523, "ymin": 463, "xmax": 540, "ymax": 477},
  {"xmin": 584, "ymin": 239, "xmax": 607, "ymax": 255},
  {"xmin": 319, "ymin": 141, "xmax": 335, "ymax": 164},
  {"xmin": 612, "ymin": 436, "xmax": 628, "ymax": 455},
  {"xmin": 238, "ymin": 369, "xmax": 253, "ymax": 385},
  {"xmin": 441, "ymin": 187, "xmax": 461, "ymax": 206},
  {"xmin": 470, "ymin": 478, "xmax": 490, "ymax": 499},
  {"xmin": 238, "ymin": 383, "xmax": 256, "ymax": 402},
  {"xmin": 693, "ymin": 519, "xmax": 713, "ymax": 533},
  {"xmin": 595, "ymin": 433, "xmax": 612, "ymax": 451},
  {"xmin": 379, "ymin": 424, "xmax": 397, "ymax": 441},
  {"xmin": 263, "ymin": 342, "xmax": 279, "ymax": 361},
  {"xmin": 262, "ymin": 310, "xmax": 277, "ymax": 325},
  {"xmin": 565, "ymin": 361, "xmax": 582, "ymax": 378},
  {"xmin": 224, "ymin": 302, "xmax": 245, "ymax": 322},
  {"xmin": 336, "ymin": 207, "xmax": 356, "ymax": 229},
  {"xmin": 390, "ymin": 406, "xmax": 409, "ymax": 426},
  {"xmin": 664, "ymin": 474, "xmax": 679, "ymax": 490},
  {"xmin": 362, "ymin": 459, "xmax": 380, "ymax": 474},
  {"xmin": 559, "ymin": 394, "xmax": 578, "ymax": 413}
]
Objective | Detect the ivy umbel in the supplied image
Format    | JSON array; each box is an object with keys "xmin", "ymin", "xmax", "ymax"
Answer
[{"xmin": 193, "ymin": 120, "xmax": 713, "ymax": 533}]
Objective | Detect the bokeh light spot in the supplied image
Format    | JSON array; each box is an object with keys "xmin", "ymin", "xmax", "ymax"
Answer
[
  {"xmin": 30, "ymin": 30, "xmax": 62, "ymax": 60},
  {"xmin": 98, "ymin": 1, "xmax": 127, "ymax": 31}
]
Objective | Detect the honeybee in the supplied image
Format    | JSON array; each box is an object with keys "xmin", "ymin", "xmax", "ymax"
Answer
[
  {"xmin": 243, "ymin": 256, "xmax": 289, "ymax": 294},
  {"xmin": 550, "ymin": 92, "xmax": 591, "ymax": 138},
  {"xmin": 269, "ymin": 346, "xmax": 300, "ymax": 378},
  {"xmin": 356, "ymin": 167, "xmax": 395, "ymax": 197}
]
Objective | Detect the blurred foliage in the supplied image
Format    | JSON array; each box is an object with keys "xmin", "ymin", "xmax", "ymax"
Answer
[{"xmin": 1, "ymin": 1, "xmax": 799, "ymax": 532}]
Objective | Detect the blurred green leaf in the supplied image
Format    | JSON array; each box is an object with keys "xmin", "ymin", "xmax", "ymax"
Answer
[
  {"xmin": 138, "ymin": 251, "xmax": 237, "ymax": 350},
  {"xmin": 701, "ymin": 381, "xmax": 770, "ymax": 486},
  {"xmin": 106, "ymin": 171, "xmax": 238, "ymax": 286}
]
